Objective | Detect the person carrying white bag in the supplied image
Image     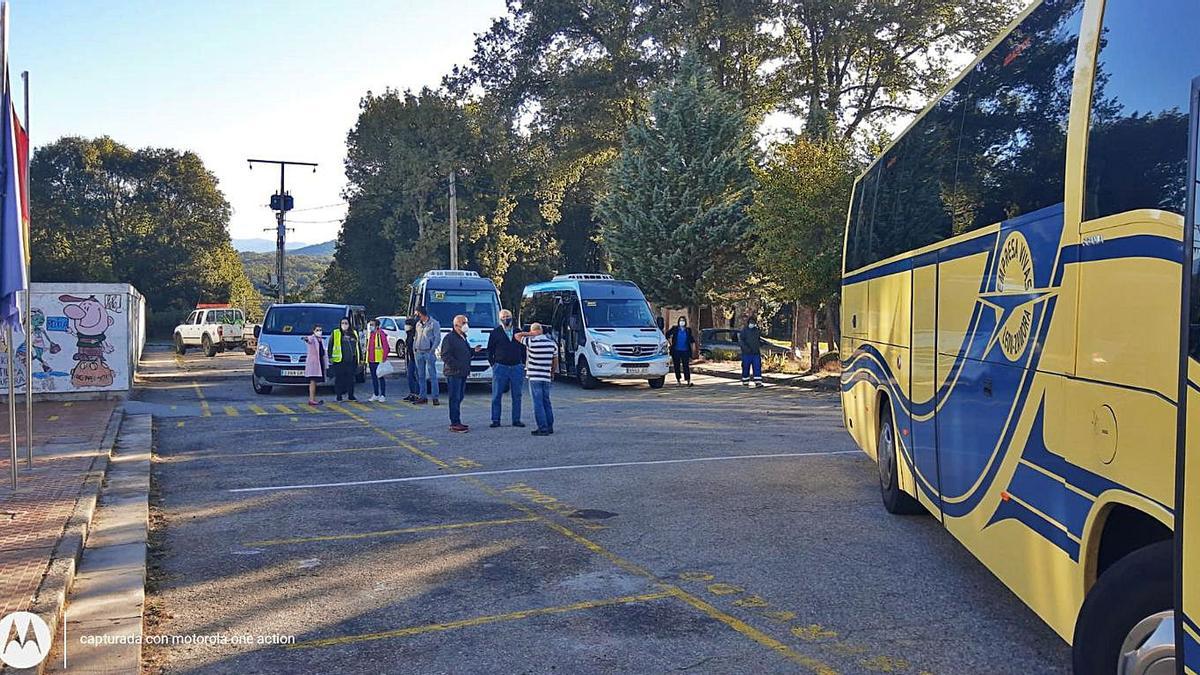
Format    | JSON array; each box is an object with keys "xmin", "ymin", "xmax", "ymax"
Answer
[{"xmin": 366, "ymin": 319, "xmax": 393, "ymax": 402}]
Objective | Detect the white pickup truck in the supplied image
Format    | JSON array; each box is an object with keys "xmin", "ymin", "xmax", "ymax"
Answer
[{"xmin": 174, "ymin": 306, "xmax": 247, "ymax": 357}]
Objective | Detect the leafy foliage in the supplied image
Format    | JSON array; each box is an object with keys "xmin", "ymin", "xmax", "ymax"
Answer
[
  {"xmin": 597, "ymin": 55, "xmax": 755, "ymax": 315},
  {"xmin": 30, "ymin": 136, "xmax": 263, "ymax": 327},
  {"xmin": 238, "ymin": 251, "xmax": 331, "ymax": 304}
]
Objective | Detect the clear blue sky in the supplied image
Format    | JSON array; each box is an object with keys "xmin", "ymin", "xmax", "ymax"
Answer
[{"xmin": 10, "ymin": 0, "xmax": 505, "ymax": 244}]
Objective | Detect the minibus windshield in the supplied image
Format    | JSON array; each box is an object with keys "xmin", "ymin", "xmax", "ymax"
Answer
[
  {"xmin": 424, "ymin": 289, "xmax": 499, "ymax": 329},
  {"xmin": 581, "ymin": 298, "xmax": 655, "ymax": 328}
]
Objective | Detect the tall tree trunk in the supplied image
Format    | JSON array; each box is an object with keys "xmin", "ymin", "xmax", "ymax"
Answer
[
  {"xmin": 790, "ymin": 300, "xmax": 803, "ymax": 357},
  {"xmin": 808, "ymin": 306, "xmax": 820, "ymax": 374},
  {"xmin": 824, "ymin": 302, "xmax": 840, "ymax": 355}
]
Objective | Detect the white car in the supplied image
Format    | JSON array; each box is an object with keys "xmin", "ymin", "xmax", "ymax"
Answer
[{"xmin": 174, "ymin": 306, "xmax": 246, "ymax": 357}]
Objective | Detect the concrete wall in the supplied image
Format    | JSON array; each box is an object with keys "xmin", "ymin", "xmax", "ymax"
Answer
[{"xmin": 0, "ymin": 282, "xmax": 145, "ymax": 395}]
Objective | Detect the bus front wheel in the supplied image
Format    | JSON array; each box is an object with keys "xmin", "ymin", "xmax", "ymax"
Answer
[
  {"xmin": 878, "ymin": 407, "xmax": 922, "ymax": 515},
  {"xmin": 578, "ymin": 359, "xmax": 598, "ymax": 389},
  {"xmin": 1072, "ymin": 540, "xmax": 1173, "ymax": 675}
]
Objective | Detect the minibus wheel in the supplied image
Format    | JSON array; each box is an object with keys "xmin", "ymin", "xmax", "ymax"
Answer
[
  {"xmin": 251, "ymin": 374, "xmax": 272, "ymax": 395},
  {"xmin": 878, "ymin": 406, "xmax": 921, "ymax": 515},
  {"xmin": 648, "ymin": 377, "xmax": 664, "ymax": 389},
  {"xmin": 1073, "ymin": 540, "xmax": 1173, "ymax": 675},
  {"xmin": 578, "ymin": 359, "xmax": 598, "ymax": 389}
]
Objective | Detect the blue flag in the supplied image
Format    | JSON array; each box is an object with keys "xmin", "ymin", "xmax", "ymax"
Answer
[{"xmin": 0, "ymin": 72, "xmax": 25, "ymax": 329}]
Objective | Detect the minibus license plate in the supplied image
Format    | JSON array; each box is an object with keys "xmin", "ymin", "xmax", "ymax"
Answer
[{"xmin": 281, "ymin": 369, "xmax": 305, "ymax": 377}]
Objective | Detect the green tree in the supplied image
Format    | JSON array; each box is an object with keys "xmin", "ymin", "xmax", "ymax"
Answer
[
  {"xmin": 30, "ymin": 136, "xmax": 263, "ymax": 329},
  {"xmin": 597, "ymin": 55, "xmax": 755, "ymax": 320},
  {"xmin": 751, "ymin": 137, "xmax": 857, "ymax": 359}
]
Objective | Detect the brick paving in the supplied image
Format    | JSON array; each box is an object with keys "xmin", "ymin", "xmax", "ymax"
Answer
[{"xmin": 0, "ymin": 400, "xmax": 117, "ymax": 617}]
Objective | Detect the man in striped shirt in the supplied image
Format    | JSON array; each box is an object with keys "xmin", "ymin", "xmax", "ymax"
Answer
[{"xmin": 516, "ymin": 322, "xmax": 559, "ymax": 436}]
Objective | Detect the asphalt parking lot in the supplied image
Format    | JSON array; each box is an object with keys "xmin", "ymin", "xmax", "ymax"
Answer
[{"xmin": 133, "ymin": 345, "xmax": 1072, "ymax": 674}]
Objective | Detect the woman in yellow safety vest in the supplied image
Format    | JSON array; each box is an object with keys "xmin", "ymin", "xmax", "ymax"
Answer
[
  {"xmin": 366, "ymin": 319, "xmax": 391, "ymax": 402},
  {"xmin": 330, "ymin": 317, "xmax": 362, "ymax": 402}
]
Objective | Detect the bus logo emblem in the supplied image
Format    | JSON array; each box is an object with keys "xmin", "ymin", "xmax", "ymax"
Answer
[{"xmin": 989, "ymin": 231, "xmax": 1039, "ymax": 362}]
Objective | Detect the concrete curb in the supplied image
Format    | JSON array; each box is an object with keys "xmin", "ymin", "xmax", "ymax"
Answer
[
  {"xmin": 692, "ymin": 365, "xmax": 840, "ymax": 392},
  {"xmin": 3, "ymin": 407, "xmax": 123, "ymax": 675}
]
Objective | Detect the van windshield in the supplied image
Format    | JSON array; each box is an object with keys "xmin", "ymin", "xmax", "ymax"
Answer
[
  {"xmin": 263, "ymin": 306, "xmax": 346, "ymax": 336},
  {"xmin": 581, "ymin": 298, "xmax": 655, "ymax": 328},
  {"xmin": 424, "ymin": 290, "xmax": 499, "ymax": 329}
]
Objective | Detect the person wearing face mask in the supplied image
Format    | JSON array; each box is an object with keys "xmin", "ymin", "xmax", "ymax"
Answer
[
  {"xmin": 486, "ymin": 309, "xmax": 526, "ymax": 428},
  {"xmin": 664, "ymin": 315, "xmax": 698, "ymax": 387},
  {"xmin": 440, "ymin": 314, "xmax": 480, "ymax": 432},
  {"xmin": 330, "ymin": 317, "xmax": 363, "ymax": 402},
  {"xmin": 366, "ymin": 319, "xmax": 390, "ymax": 402},
  {"xmin": 739, "ymin": 315, "xmax": 764, "ymax": 387},
  {"xmin": 301, "ymin": 324, "xmax": 328, "ymax": 406}
]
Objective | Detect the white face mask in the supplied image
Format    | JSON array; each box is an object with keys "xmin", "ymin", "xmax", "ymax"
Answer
[{"xmin": 460, "ymin": 323, "xmax": 470, "ymax": 334}]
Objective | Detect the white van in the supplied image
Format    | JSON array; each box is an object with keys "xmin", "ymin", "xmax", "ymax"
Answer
[
  {"xmin": 251, "ymin": 303, "xmax": 366, "ymax": 394},
  {"xmin": 519, "ymin": 274, "xmax": 668, "ymax": 389}
]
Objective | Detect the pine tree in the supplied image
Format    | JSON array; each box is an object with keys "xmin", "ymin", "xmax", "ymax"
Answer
[{"xmin": 597, "ymin": 54, "xmax": 755, "ymax": 320}]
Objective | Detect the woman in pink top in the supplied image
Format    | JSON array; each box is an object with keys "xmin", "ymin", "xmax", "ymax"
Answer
[
  {"xmin": 365, "ymin": 319, "xmax": 391, "ymax": 402},
  {"xmin": 302, "ymin": 324, "xmax": 328, "ymax": 406}
]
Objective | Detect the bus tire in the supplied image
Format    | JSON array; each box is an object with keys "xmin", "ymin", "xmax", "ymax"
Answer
[
  {"xmin": 1072, "ymin": 540, "xmax": 1173, "ymax": 675},
  {"xmin": 648, "ymin": 377, "xmax": 665, "ymax": 389},
  {"xmin": 202, "ymin": 335, "xmax": 217, "ymax": 358},
  {"xmin": 174, "ymin": 334, "xmax": 187, "ymax": 355},
  {"xmin": 578, "ymin": 359, "xmax": 598, "ymax": 389},
  {"xmin": 252, "ymin": 374, "xmax": 272, "ymax": 395},
  {"xmin": 878, "ymin": 406, "xmax": 922, "ymax": 515}
]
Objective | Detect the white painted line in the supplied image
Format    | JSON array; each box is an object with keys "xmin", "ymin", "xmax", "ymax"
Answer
[{"xmin": 227, "ymin": 450, "xmax": 862, "ymax": 493}]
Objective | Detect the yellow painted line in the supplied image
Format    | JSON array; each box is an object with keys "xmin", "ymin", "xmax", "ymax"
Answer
[
  {"xmin": 348, "ymin": 402, "xmax": 371, "ymax": 412},
  {"xmin": 180, "ymin": 444, "xmax": 399, "ymax": 460},
  {"xmin": 223, "ymin": 405, "xmax": 239, "ymax": 417},
  {"xmin": 290, "ymin": 416, "xmax": 300, "ymax": 422},
  {"xmin": 377, "ymin": 403, "xmax": 397, "ymax": 410},
  {"xmin": 63, "ymin": 402, "xmax": 73, "ymax": 407},
  {"xmin": 176, "ymin": 421, "xmax": 185, "ymax": 428},
  {"xmin": 248, "ymin": 404, "xmax": 269, "ymax": 416},
  {"xmin": 326, "ymin": 403, "xmax": 350, "ymax": 415},
  {"xmin": 191, "ymin": 381, "xmax": 211, "ymax": 417},
  {"xmin": 245, "ymin": 516, "xmax": 538, "ymax": 547},
  {"xmin": 330, "ymin": 404, "xmax": 838, "ymax": 673},
  {"xmin": 274, "ymin": 404, "xmax": 296, "ymax": 415},
  {"xmin": 48, "ymin": 415, "xmax": 59, "ymax": 422},
  {"xmin": 286, "ymin": 591, "xmax": 672, "ymax": 650},
  {"xmin": 326, "ymin": 405, "xmax": 450, "ymax": 469}
]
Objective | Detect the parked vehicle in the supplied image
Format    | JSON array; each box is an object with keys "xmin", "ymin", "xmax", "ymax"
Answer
[
  {"xmin": 406, "ymin": 271, "xmax": 501, "ymax": 382},
  {"xmin": 242, "ymin": 323, "xmax": 260, "ymax": 355},
  {"xmin": 251, "ymin": 303, "xmax": 367, "ymax": 394},
  {"xmin": 519, "ymin": 274, "xmax": 668, "ymax": 389},
  {"xmin": 374, "ymin": 315, "xmax": 406, "ymax": 358},
  {"xmin": 173, "ymin": 305, "xmax": 246, "ymax": 357},
  {"xmin": 699, "ymin": 327, "xmax": 789, "ymax": 360}
]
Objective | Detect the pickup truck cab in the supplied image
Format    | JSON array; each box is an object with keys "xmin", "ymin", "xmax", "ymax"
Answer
[{"xmin": 174, "ymin": 305, "xmax": 246, "ymax": 357}]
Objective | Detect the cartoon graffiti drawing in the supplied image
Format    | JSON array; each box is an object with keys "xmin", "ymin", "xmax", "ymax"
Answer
[
  {"xmin": 0, "ymin": 331, "xmax": 28, "ymax": 391},
  {"xmin": 60, "ymin": 294, "xmax": 118, "ymax": 388},
  {"xmin": 17, "ymin": 309, "xmax": 68, "ymax": 390}
]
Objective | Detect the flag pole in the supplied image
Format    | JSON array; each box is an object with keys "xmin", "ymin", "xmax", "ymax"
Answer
[
  {"xmin": 1, "ymin": 1, "xmax": 14, "ymax": 492},
  {"xmin": 21, "ymin": 69, "xmax": 28, "ymax": 469}
]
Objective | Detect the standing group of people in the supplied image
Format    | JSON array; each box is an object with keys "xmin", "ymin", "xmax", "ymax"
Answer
[
  {"xmin": 663, "ymin": 315, "xmax": 764, "ymax": 388},
  {"xmin": 301, "ymin": 317, "xmax": 395, "ymax": 406}
]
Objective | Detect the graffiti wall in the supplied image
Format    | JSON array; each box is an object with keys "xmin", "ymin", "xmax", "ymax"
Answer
[{"xmin": 0, "ymin": 283, "xmax": 145, "ymax": 395}]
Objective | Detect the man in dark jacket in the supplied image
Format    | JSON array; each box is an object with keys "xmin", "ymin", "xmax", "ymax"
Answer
[
  {"xmin": 486, "ymin": 309, "xmax": 526, "ymax": 428},
  {"xmin": 403, "ymin": 317, "xmax": 419, "ymax": 402},
  {"xmin": 441, "ymin": 314, "xmax": 478, "ymax": 432},
  {"xmin": 739, "ymin": 316, "xmax": 764, "ymax": 388}
]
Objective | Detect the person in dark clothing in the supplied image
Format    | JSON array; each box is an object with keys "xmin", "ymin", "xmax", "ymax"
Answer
[
  {"xmin": 441, "ymin": 314, "xmax": 479, "ymax": 432},
  {"xmin": 403, "ymin": 317, "xmax": 420, "ymax": 402},
  {"xmin": 739, "ymin": 317, "xmax": 764, "ymax": 387},
  {"xmin": 486, "ymin": 308, "xmax": 526, "ymax": 427},
  {"xmin": 664, "ymin": 316, "xmax": 698, "ymax": 386},
  {"xmin": 330, "ymin": 317, "xmax": 362, "ymax": 401}
]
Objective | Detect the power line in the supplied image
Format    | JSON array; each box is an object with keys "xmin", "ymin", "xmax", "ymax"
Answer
[{"xmin": 288, "ymin": 201, "xmax": 348, "ymax": 212}]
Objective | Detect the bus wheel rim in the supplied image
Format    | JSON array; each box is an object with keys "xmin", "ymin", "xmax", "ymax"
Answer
[
  {"xmin": 879, "ymin": 420, "xmax": 894, "ymax": 486},
  {"xmin": 1117, "ymin": 610, "xmax": 1174, "ymax": 675}
]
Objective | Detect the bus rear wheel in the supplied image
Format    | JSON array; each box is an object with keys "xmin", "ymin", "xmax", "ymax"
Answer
[
  {"xmin": 1072, "ymin": 540, "xmax": 1173, "ymax": 675},
  {"xmin": 878, "ymin": 407, "xmax": 922, "ymax": 515}
]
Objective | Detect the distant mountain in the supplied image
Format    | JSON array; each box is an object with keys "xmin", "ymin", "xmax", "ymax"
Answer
[
  {"xmin": 291, "ymin": 240, "xmax": 336, "ymax": 256},
  {"xmin": 232, "ymin": 238, "xmax": 315, "ymax": 253}
]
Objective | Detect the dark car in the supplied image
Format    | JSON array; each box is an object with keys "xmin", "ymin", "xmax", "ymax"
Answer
[{"xmin": 699, "ymin": 328, "xmax": 789, "ymax": 359}]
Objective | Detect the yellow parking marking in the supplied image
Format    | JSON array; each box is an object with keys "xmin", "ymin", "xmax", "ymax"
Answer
[
  {"xmin": 182, "ymin": 444, "xmax": 399, "ymax": 461},
  {"xmin": 286, "ymin": 591, "xmax": 672, "ymax": 650},
  {"xmin": 348, "ymin": 402, "xmax": 371, "ymax": 412},
  {"xmin": 245, "ymin": 516, "xmax": 538, "ymax": 547},
  {"xmin": 248, "ymin": 405, "xmax": 269, "ymax": 416},
  {"xmin": 48, "ymin": 415, "xmax": 59, "ymax": 422},
  {"xmin": 326, "ymin": 403, "xmax": 350, "ymax": 415},
  {"xmin": 274, "ymin": 404, "xmax": 295, "ymax": 415},
  {"xmin": 223, "ymin": 405, "xmax": 239, "ymax": 417},
  {"xmin": 63, "ymin": 402, "xmax": 73, "ymax": 407},
  {"xmin": 176, "ymin": 421, "xmax": 185, "ymax": 428},
  {"xmin": 290, "ymin": 416, "xmax": 300, "ymax": 422},
  {"xmin": 191, "ymin": 381, "xmax": 211, "ymax": 417}
]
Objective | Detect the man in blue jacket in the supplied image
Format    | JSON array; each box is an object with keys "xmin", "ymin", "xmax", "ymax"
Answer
[{"xmin": 487, "ymin": 309, "xmax": 526, "ymax": 428}]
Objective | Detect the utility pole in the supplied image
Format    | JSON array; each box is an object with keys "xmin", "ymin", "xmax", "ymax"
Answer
[
  {"xmin": 247, "ymin": 158, "xmax": 317, "ymax": 303},
  {"xmin": 448, "ymin": 169, "xmax": 458, "ymax": 270}
]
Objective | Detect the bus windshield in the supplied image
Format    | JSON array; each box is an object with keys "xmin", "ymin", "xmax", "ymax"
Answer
[
  {"xmin": 581, "ymin": 298, "xmax": 655, "ymax": 329},
  {"xmin": 424, "ymin": 289, "xmax": 499, "ymax": 329},
  {"xmin": 262, "ymin": 306, "xmax": 346, "ymax": 336}
]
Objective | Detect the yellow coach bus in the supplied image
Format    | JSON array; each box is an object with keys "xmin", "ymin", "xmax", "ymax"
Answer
[{"xmin": 838, "ymin": 0, "xmax": 1198, "ymax": 671}]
